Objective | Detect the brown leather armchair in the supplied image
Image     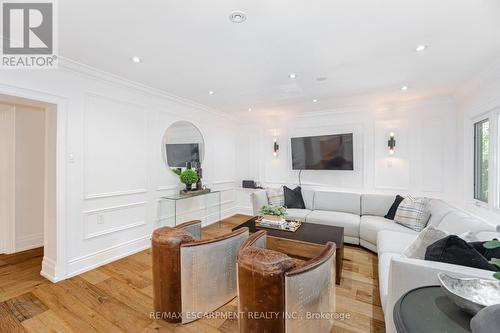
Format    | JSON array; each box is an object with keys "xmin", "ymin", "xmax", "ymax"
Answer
[
  {"xmin": 237, "ymin": 230, "xmax": 336, "ymax": 333},
  {"xmin": 152, "ymin": 220, "xmax": 249, "ymax": 324}
]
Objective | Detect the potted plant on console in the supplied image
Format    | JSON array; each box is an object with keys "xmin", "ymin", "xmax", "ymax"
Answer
[{"xmin": 180, "ymin": 169, "xmax": 199, "ymax": 192}]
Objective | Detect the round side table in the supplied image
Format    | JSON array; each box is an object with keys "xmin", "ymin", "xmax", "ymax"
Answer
[{"xmin": 393, "ymin": 286, "xmax": 472, "ymax": 333}]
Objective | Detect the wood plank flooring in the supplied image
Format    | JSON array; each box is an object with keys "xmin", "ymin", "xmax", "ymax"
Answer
[{"xmin": 0, "ymin": 214, "xmax": 385, "ymax": 333}]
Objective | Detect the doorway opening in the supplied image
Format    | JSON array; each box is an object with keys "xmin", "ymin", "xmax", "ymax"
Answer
[{"xmin": 0, "ymin": 93, "xmax": 59, "ymax": 283}]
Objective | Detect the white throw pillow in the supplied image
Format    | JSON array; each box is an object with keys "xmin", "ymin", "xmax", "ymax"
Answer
[
  {"xmin": 266, "ymin": 187, "xmax": 284, "ymax": 206},
  {"xmin": 394, "ymin": 196, "xmax": 431, "ymax": 232},
  {"xmin": 404, "ymin": 225, "xmax": 448, "ymax": 259},
  {"xmin": 404, "ymin": 225, "xmax": 479, "ymax": 259}
]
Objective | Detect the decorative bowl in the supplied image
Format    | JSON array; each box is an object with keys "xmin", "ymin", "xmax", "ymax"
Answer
[{"xmin": 438, "ymin": 272, "xmax": 500, "ymax": 315}]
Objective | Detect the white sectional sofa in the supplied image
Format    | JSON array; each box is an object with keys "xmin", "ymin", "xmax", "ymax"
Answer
[{"xmin": 251, "ymin": 189, "xmax": 498, "ymax": 333}]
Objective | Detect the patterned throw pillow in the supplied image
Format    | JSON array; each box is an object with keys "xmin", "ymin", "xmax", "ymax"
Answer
[
  {"xmin": 266, "ymin": 187, "xmax": 284, "ymax": 206},
  {"xmin": 394, "ymin": 196, "xmax": 431, "ymax": 232}
]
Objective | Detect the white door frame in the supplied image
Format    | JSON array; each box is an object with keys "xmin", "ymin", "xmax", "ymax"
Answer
[
  {"xmin": 0, "ymin": 84, "xmax": 68, "ymax": 282},
  {"xmin": 0, "ymin": 106, "xmax": 16, "ymax": 254}
]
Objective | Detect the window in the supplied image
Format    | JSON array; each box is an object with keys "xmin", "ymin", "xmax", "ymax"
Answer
[{"xmin": 474, "ymin": 119, "xmax": 489, "ymax": 202}]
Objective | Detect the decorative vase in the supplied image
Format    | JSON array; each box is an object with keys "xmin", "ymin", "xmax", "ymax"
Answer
[{"xmin": 184, "ymin": 183, "xmax": 192, "ymax": 191}]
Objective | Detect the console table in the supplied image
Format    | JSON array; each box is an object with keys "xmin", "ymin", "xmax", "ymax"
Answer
[
  {"xmin": 158, "ymin": 190, "xmax": 221, "ymax": 227},
  {"xmin": 394, "ymin": 286, "xmax": 472, "ymax": 333}
]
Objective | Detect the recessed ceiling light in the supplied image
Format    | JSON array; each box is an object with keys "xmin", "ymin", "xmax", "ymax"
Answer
[
  {"xmin": 208, "ymin": 91, "xmax": 214, "ymax": 95},
  {"xmin": 415, "ymin": 45, "xmax": 427, "ymax": 52},
  {"xmin": 289, "ymin": 73, "xmax": 297, "ymax": 79},
  {"xmin": 312, "ymin": 99, "xmax": 318, "ymax": 103},
  {"xmin": 130, "ymin": 56, "xmax": 142, "ymax": 63},
  {"xmin": 248, "ymin": 107, "xmax": 252, "ymax": 112},
  {"xmin": 401, "ymin": 85, "xmax": 408, "ymax": 91},
  {"xmin": 229, "ymin": 11, "xmax": 247, "ymax": 23}
]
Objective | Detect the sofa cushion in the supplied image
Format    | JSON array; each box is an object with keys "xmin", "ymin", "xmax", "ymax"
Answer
[
  {"xmin": 377, "ymin": 231, "xmax": 417, "ymax": 255},
  {"xmin": 378, "ymin": 252, "xmax": 402, "ymax": 310},
  {"xmin": 360, "ymin": 215, "xmax": 417, "ymax": 246},
  {"xmin": 306, "ymin": 210, "xmax": 360, "ymax": 237},
  {"xmin": 361, "ymin": 194, "xmax": 396, "ymax": 217},
  {"xmin": 302, "ymin": 190, "xmax": 314, "ymax": 210},
  {"xmin": 285, "ymin": 209, "xmax": 312, "ymax": 221},
  {"xmin": 313, "ymin": 191, "xmax": 361, "ymax": 215},
  {"xmin": 437, "ymin": 211, "xmax": 493, "ymax": 234},
  {"xmin": 283, "ymin": 186, "xmax": 305, "ymax": 209},
  {"xmin": 476, "ymin": 231, "xmax": 500, "ymax": 241},
  {"xmin": 427, "ymin": 199, "xmax": 455, "ymax": 226}
]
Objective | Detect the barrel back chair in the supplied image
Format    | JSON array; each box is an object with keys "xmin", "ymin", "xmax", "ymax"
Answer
[
  {"xmin": 152, "ymin": 220, "xmax": 249, "ymax": 324},
  {"xmin": 237, "ymin": 230, "xmax": 336, "ymax": 333}
]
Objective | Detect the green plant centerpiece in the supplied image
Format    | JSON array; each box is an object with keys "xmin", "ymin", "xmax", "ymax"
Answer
[
  {"xmin": 179, "ymin": 169, "xmax": 199, "ymax": 191},
  {"xmin": 259, "ymin": 205, "xmax": 287, "ymax": 222},
  {"xmin": 484, "ymin": 225, "xmax": 500, "ymax": 280}
]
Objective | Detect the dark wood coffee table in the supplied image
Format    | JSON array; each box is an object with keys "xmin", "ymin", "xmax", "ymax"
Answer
[{"xmin": 233, "ymin": 216, "xmax": 344, "ymax": 284}]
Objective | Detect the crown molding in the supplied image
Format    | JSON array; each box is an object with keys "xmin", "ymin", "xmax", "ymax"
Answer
[{"xmin": 57, "ymin": 57, "xmax": 236, "ymax": 122}]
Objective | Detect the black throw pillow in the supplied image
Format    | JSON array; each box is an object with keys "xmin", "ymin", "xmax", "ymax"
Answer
[
  {"xmin": 384, "ymin": 195, "xmax": 404, "ymax": 220},
  {"xmin": 425, "ymin": 235, "xmax": 499, "ymax": 272},
  {"xmin": 283, "ymin": 186, "xmax": 305, "ymax": 209},
  {"xmin": 469, "ymin": 240, "xmax": 500, "ymax": 261}
]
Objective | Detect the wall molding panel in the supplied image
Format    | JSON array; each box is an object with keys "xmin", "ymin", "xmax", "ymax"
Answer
[
  {"xmin": 83, "ymin": 93, "xmax": 149, "ymax": 200},
  {"xmin": 83, "ymin": 202, "xmax": 147, "ymax": 240}
]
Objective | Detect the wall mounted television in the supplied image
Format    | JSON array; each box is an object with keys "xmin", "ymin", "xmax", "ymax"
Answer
[
  {"xmin": 291, "ymin": 133, "xmax": 354, "ymax": 170},
  {"xmin": 166, "ymin": 143, "xmax": 200, "ymax": 168}
]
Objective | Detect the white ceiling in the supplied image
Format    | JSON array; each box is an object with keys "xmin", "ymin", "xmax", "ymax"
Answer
[{"xmin": 59, "ymin": 0, "xmax": 500, "ymax": 115}]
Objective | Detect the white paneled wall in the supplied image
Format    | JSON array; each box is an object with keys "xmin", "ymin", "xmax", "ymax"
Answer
[
  {"xmin": 0, "ymin": 61, "xmax": 239, "ymax": 281},
  {"xmin": 237, "ymin": 97, "xmax": 459, "ymax": 202}
]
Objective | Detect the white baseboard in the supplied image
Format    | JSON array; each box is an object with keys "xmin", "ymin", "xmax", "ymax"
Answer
[
  {"xmin": 16, "ymin": 233, "xmax": 43, "ymax": 252},
  {"xmin": 65, "ymin": 235, "xmax": 150, "ymax": 279},
  {"xmin": 41, "ymin": 257, "xmax": 59, "ymax": 282}
]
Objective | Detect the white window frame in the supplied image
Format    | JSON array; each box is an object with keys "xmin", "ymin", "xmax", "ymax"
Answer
[
  {"xmin": 471, "ymin": 109, "xmax": 500, "ymax": 212},
  {"xmin": 473, "ymin": 117, "xmax": 490, "ymax": 204}
]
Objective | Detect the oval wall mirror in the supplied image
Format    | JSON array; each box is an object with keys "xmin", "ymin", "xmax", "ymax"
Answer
[{"xmin": 162, "ymin": 121, "xmax": 205, "ymax": 175}]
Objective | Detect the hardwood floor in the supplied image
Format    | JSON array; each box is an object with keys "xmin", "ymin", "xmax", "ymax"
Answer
[{"xmin": 0, "ymin": 214, "xmax": 385, "ymax": 333}]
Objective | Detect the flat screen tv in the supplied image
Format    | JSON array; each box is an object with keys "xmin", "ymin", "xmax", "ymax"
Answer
[
  {"xmin": 166, "ymin": 143, "xmax": 200, "ymax": 168},
  {"xmin": 291, "ymin": 133, "xmax": 354, "ymax": 170}
]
